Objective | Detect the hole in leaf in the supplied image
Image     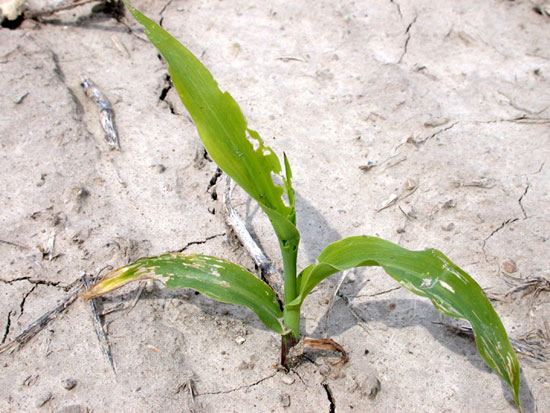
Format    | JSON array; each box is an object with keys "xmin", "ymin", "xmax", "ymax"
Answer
[
  {"xmin": 245, "ymin": 130, "xmax": 260, "ymax": 151},
  {"xmin": 271, "ymin": 171, "xmax": 284, "ymax": 187},
  {"xmin": 281, "ymin": 192, "xmax": 290, "ymax": 207}
]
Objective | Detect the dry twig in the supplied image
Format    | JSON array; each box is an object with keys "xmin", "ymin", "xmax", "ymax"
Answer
[
  {"xmin": 25, "ymin": 0, "xmax": 99, "ymax": 19},
  {"xmin": 82, "ymin": 274, "xmax": 117, "ymax": 377},
  {"xmin": 122, "ymin": 281, "xmax": 146, "ymax": 316},
  {"xmin": 81, "ymin": 78, "xmax": 120, "ymax": 150},
  {"xmin": 223, "ymin": 176, "xmax": 284, "ymax": 302},
  {"xmin": 435, "ymin": 321, "xmax": 549, "ymax": 362}
]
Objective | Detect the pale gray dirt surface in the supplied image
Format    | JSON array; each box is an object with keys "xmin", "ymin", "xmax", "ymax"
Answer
[{"xmin": 1, "ymin": 0, "xmax": 549, "ymax": 412}]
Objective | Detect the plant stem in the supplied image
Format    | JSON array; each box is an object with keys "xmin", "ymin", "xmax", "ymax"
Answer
[
  {"xmin": 281, "ymin": 333, "xmax": 297, "ymax": 368},
  {"xmin": 281, "ymin": 243, "xmax": 299, "ymax": 337},
  {"xmin": 280, "ymin": 240, "xmax": 300, "ymax": 367}
]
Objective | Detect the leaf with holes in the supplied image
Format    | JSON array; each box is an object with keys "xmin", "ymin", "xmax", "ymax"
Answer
[
  {"xmin": 287, "ymin": 236, "xmax": 520, "ymax": 408},
  {"xmin": 123, "ymin": 1, "xmax": 298, "ymax": 252},
  {"xmin": 83, "ymin": 3, "xmax": 523, "ymax": 411}
]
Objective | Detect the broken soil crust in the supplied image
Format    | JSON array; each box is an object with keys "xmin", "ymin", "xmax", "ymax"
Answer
[{"xmin": 1, "ymin": 0, "xmax": 549, "ymax": 411}]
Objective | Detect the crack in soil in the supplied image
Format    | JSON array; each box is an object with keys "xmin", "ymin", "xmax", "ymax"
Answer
[
  {"xmin": 390, "ymin": 0, "xmax": 402, "ymax": 19},
  {"xmin": 518, "ymin": 184, "xmax": 530, "ymax": 219},
  {"xmin": 0, "ymin": 239, "xmax": 30, "ymax": 250},
  {"xmin": 482, "ymin": 218, "xmax": 519, "ymax": 263},
  {"xmin": 207, "ymin": 167, "xmax": 223, "ymax": 196},
  {"xmin": 18, "ymin": 285, "xmax": 37, "ymax": 320},
  {"xmin": 196, "ymin": 372, "xmax": 276, "ymax": 395},
  {"xmin": 178, "ymin": 233, "xmax": 226, "ymax": 253},
  {"xmin": 158, "ymin": 73, "xmax": 176, "ymax": 114},
  {"xmin": 474, "ymin": 116, "xmax": 550, "ymax": 125},
  {"xmin": 419, "ymin": 122, "xmax": 458, "ymax": 144},
  {"xmin": 0, "ymin": 277, "xmax": 62, "ymax": 287},
  {"xmin": 159, "ymin": 0, "xmax": 174, "ymax": 16},
  {"xmin": 323, "ymin": 383, "xmax": 336, "ymax": 413},
  {"xmin": 1, "ymin": 311, "xmax": 13, "ymax": 344},
  {"xmin": 398, "ymin": 14, "xmax": 418, "ymax": 63},
  {"xmin": 47, "ymin": 47, "xmax": 85, "ymax": 121},
  {"xmin": 354, "ymin": 286, "xmax": 401, "ymax": 298}
]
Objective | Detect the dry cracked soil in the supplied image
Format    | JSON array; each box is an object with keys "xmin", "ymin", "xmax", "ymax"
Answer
[{"xmin": 1, "ymin": 0, "xmax": 549, "ymax": 412}]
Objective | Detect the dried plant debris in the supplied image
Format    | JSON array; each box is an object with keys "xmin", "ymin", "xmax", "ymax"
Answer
[
  {"xmin": 453, "ymin": 177, "xmax": 496, "ymax": 189},
  {"xmin": 25, "ymin": 0, "xmax": 99, "ymax": 19},
  {"xmin": 81, "ymin": 78, "xmax": 120, "ymax": 150},
  {"xmin": 504, "ymin": 274, "xmax": 550, "ymax": 309},
  {"xmin": 81, "ymin": 274, "xmax": 117, "ymax": 377},
  {"xmin": 436, "ymin": 320, "xmax": 549, "ymax": 363},
  {"xmin": 223, "ymin": 176, "xmax": 283, "ymax": 302}
]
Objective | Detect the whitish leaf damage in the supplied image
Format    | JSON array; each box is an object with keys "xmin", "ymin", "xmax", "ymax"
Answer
[
  {"xmin": 83, "ymin": 253, "xmax": 285, "ymax": 335},
  {"xmin": 288, "ymin": 236, "xmax": 521, "ymax": 409}
]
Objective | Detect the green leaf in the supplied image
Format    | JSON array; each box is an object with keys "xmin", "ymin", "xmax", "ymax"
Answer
[
  {"xmin": 82, "ymin": 253, "xmax": 285, "ymax": 335},
  {"xmin": 288, "ymin": 236, "xmax": 521, "ymax": 410},
  {"xmin": 124, "ymin": 1, "xmax": 299, "ymax": 250}
]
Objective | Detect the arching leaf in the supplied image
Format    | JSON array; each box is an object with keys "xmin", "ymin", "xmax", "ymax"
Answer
[{"xmin": 287, "ymin": 236, "xmax": 520, "ymax": 409}]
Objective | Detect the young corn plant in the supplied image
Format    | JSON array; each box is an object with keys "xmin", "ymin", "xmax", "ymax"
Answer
[{"xmin": 83, "ymin": 3, "xmax": 521, "ymax": 410}]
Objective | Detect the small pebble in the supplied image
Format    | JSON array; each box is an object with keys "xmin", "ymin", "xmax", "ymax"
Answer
[
  {"xmin": 36, "ymin": 391, "xmax": 52, "ymax": 408},
  {"xmin": 279, "ymin": 393, "xmax": 291, "ymax": 407},
  {"xmin": 56, "ymin": 404, "xmax": 87, "ymax": 413},
  {"xmin": 156, "ymin": 164, "xmax": 166, "ymax": 173},
  {"xmin": 238, "ymin": 360, "xmax": 254, "ymax": 370},
  {"xmin": 281, "ymin": 375, "xmax": 295, "ymax": 385},
  {"xmin": 235, "ymin": 336, "xmax": 246, "ymax": 345},
  {"xmin": 405, "ymin": 178, "xmax": 417, "ymax": 190},
  {"xmin": 443, "ymin": 199, "xmax": 456, "ymax": 209},
  {"xmin": 366, "ymin": 377, "xmax": 381, "ymax": 400},
  {"xmin": 359, "ymin": 161, "xmax": 376, "ymax": 171},
  {"xmin": 351, "ymin": 373, "xmax": 381, "ymax": 399},
  {"xmin": 319, "ymin": 365, "xmax": 331, "ymax": 376},
  {"xmin": 502, "ymin": 259, "xmax": 518, "ymax": 273},
  {"xmin": 344, "ymin": 273, "xmax": 356, "ymax": 284},
  {"xmin": 424, "ymin": 117, "xmax": 449, "ymax": 128},
  {"xmin": 442, "ymin": 223, "xmax": 455, "ymax": 231},
  {"xmin": 145, "ymin": 280, "xmax": 154, "ymax": 293},
  {"xmin": 62, "ymin": 378, "xmax": 77, "ymax": 391}
]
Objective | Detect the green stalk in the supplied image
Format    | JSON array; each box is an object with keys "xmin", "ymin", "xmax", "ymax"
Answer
[{"xmin": 280, "ymin": 240, "xmax": 299, "ymax": 367}]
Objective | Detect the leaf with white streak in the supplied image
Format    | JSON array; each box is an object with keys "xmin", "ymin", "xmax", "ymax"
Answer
[
  {"xmin": 82, "ymin": 253, "xmax": 285, "ymax": 335},
  {"xmin": 287, "ymin": 236, "xmax": 520, "ymax": 409}
]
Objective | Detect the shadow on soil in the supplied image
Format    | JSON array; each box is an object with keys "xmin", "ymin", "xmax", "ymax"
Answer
[{"xmin": 95, "ymin": 188, "xmax": 534, "ymax": 411}]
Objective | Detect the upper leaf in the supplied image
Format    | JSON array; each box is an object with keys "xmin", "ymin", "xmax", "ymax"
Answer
[
  {"xmin": 288, "ymin": 236, "xmax": 521, "ymax": 410},
  {"xmin": 124, "ymin": 2, "xmax": 299, "ymax": 248},
  {"xmin": 82, "ymin": 253, "xmax": 285, "ymax": 335}
]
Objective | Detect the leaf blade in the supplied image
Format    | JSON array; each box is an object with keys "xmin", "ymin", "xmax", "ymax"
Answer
[
  {"xmin": 290, "ymin": 236, "xmax": 520, "ymax": 409},
  {"xmin": 82, "ymin": 253, "xmax": 285, "ymax": 335},
  {"xmin": 124, "ymin": 1, "xmax": 300, "ymax": 258},
  {"xmin": 124, "ymin": 2, "xmax": 294, "ymax": 223}
]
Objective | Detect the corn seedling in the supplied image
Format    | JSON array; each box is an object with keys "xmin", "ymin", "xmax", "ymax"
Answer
[{"xmin": 83, "ymin": 3, "xmax": 521, "ymax": 410}]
